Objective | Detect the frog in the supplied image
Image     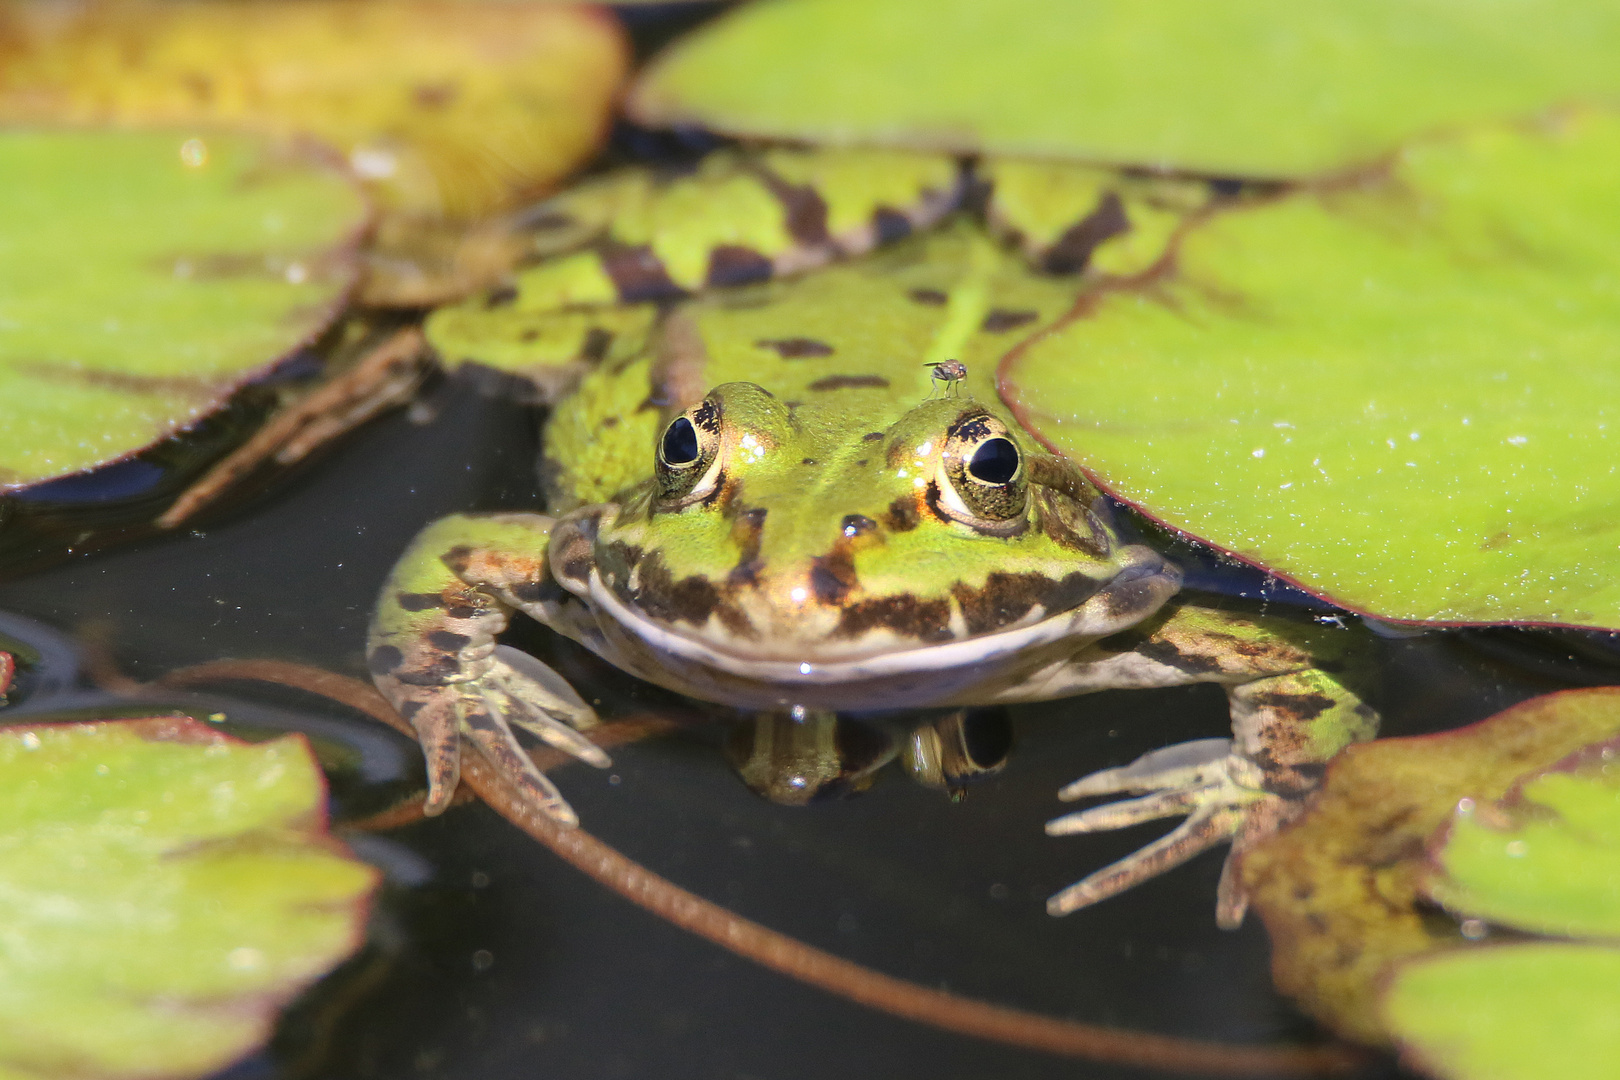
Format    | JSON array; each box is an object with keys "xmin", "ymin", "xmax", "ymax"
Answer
[{"xmin": 368, "ymin": 146, "xmax": 1379, "ymax": 927}]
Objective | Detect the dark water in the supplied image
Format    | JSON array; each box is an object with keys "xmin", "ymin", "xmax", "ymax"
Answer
[{"xmin": 2, "ymin": 364, "xmax": 1610, "ymax": 1080}]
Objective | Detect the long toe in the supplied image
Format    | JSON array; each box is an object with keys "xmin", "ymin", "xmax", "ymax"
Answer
[
  {"xmin": 461, "ymin": 699, "xmax": 580, "ymax": 827},
  {"xmin": 1044, "ymin": 785, "xmax": 1211, "ymax": 836},
  {"xmin": 1046, "ymin": 803, "xmax": 1244, "ymax": 916},
  {"xmin": 1057, "ymin": 737, "xmax": 1232, "ymax": 800}
]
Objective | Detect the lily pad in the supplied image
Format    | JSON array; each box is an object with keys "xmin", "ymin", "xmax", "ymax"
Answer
[
  {"xmin": 1240, "ymin": 687, "xmax": 1620, "ymax": 1044},
  {"xmin": 0, "ymin": 128, "xmax": 364, "ymax": 491},
  {"xmin": 630, "ymin": 0, "xmax": 1620, "ymax": 178},
  {"xmin": 1428, "ymin": 737, "xmax": 1620, "ymax": 939},
  {"xmin": 1383, "ymin": 945, "xmax": 1620, "ymax": 1080},
  {"xmin": 0, "ymin": 715, "xmax": 377, "ymax": 1080},
  {"xmin": 0, "ymin": 0, "xmax": 628, "ymax": 220},
  {"xmin": 1006, "ymin": 110, "xmax": 1620, "ymax": 629}
]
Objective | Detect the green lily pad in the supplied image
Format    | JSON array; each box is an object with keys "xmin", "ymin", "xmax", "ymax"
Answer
[
  {"xmin": 1429, "ymin": 738, "xmax": 1620, "ymax": 939},
  {"xmin": 1383, "ymin": 945, "xmax": 1620, "ymax": 1080},
  {"xmin": 0, "ymin": 129, "xmax": 364, "ymax": 491},
  {"xmin": 1240, "ymin": 687, "xmax": 1620, "ymax": 1044},
  {"xmin": 1006, "ymin": 110, "xmax": 1620, "ymax": 629},
  {"xmin": 0, "ymin": 715, "xmax": 377, "ymax": 1080},
  {"xmin": 630, "ymin": 0, "xmax": 1620, "ymax": 178}
]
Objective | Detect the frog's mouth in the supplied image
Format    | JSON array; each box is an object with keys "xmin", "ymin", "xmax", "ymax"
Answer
[{"xmin": 581, "ymin": 558, "xmax": 1178, "ymax": 686}]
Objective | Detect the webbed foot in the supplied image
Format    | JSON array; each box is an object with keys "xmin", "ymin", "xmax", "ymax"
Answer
[
  {"xmin": 388, "ymin": 644, "xmax": 608, "ymax": 824},
  {"xmin": 1044, "ymin": 737, "xmax": 1270, "ymax": 926}
]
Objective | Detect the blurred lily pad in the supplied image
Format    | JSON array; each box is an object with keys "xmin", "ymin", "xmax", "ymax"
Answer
[
  {"xmin": 1007, "ymin": 110, "xmax": 1620, "ymax": 629},
  {"xmin": 0, "ymin": 129, "xmax": 364, "ymax": 491},
  {"xmin": 1383, "ymin": 944, "xmax": 1620, "ymax": 1080},
  {"xmin": 630, "ymin": 0, "xmax": 1620, "ymax": 178},
  {"xmin": 1241, "ymin": 687, "xmax": 1620, "ymax": 1043},
  {"xmin": 0, "ymin": 715, "xmax": 377, "ymax": 1080},
  {"xmin": 1429, "ymin": 736, "xmax": 1620, "ymax": 939},
  {"xmin": 0, "ymin": 0, "xmax": 628, "ymax": 220}
]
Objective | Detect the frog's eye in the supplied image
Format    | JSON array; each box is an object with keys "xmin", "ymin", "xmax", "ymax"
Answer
[
  {"xmin": 968, "ymin": 438, "xmax": 1020, "ymax": 485},
  {"xmin": 655, "ymin": 402, "xmax": 723, "ymax": 504},
  {"xmin": 939, "ymin": 411, "xmax": 1027, "ymax": 526},
  {"xmin": 661, "ymin": 417, "xmax": 700, "ymax": 466}
]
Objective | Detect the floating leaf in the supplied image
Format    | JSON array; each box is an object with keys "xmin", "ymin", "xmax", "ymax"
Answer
[
  {"xmin": 1429, "ymin": 738, "xmax": 1620, "ymax": 939},
  {"xmin": 1383, "ymin": 945, "xmax": 1620, "ymax": 1080},
  {"xmin": 0, "ymin": 0, "xmax": 627, "ymax": 220},
  {"xmin": 0, "ymin": 129, "xmax": 364, "ymax": 491},
  {"xmin": 0, "ymin": 716, "xmax": 377, "ymax": 1080},
  {"xmin": 1240, "ymin": 688, "xmax": 1620, "ymax": 1043},
  {"xmin": 630, "ymin": 0, "xmax": 1620, "ymax": 178},
  {"xmin": 1006, "ymin": 111, "xmax": 1620, "ymax": 629}
]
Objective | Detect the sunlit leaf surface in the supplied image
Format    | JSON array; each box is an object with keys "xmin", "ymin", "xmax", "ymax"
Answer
[
  {"xmin": 0, "ymin": 130, "xmax": 363, "ymax": 490},
  {"xmin": 630, "ymin": 0, "xmax": 1620, "ymax": 177},
  {"xmin": 1429, "ymin": 737, "xmax": 1620, "ymax": 939},
  {"xmin": 1007, "ymin": 111, "xmax": 1620, "ymax": 629},
  {"xmin": 0, "ymin": 716, "xmax": 377, "ymax": 1080},
  {"xmin": 1384, "ymin": 945, "xmax": 1620, "ymax": 1080},
  {"xmin": 1241, "ymin": 688, "xmax": 1620, "ymax": 1044},
  {"xmin": 0, "ymin": 0, "xmax": 628, "ymax": 218}
]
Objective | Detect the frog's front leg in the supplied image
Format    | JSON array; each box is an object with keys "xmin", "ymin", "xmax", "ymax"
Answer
[
  {"xmin": 368, "ymin": 513, "xmax": 609, "ymax": 823},
  {"xmin": 1039, "ymin": 604, "xmax": 1379, "ymax": 926}
]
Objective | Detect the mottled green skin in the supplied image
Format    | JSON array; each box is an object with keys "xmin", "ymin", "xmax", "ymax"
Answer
[{"xmin": 372, "ymin": 150, "xmax": 1376, "ymax": 922}]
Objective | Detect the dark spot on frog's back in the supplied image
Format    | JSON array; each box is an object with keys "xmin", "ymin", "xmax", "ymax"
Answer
[
  {"xmin": 483, "ymin": 284, "xmax": 518, "ymax": 309},
  {"xmin": 396, "ymin": 592, "xmax": 445, "ymax": 612},
  {"xmin": 862, "ymin": 432, "xmax": 884, "ymax": 442},
  {"xmin": 599, "ymin": 241, "xmax": 683, "ymax": 303},
  {"xmin": 836, "ymin": 594, "xmax": 954, "ymax": 642},
  {"xmin": 981, "ymin": 308, "xmax": 1039, "ymax": 333},
  {"xmin": 809, "ymin": 374, "xmax": 890, "ymax": 392},
  {"xmin": 1042, "ymin": 190, "xmax": 1131, "ymax": 275},
  {"xmin": 951, "ymin": 571, "xmax": 1103, "ymax": 634},
  {"xmin": 707, "ymin": 245, "xmax": 774, "ymax": 288},
  {"xmin": 872, "ymin": 207, "xmax": 912, "ymax": 245},
  {"xmin": 756, "ymin": 169, "xmax": 831, "ymax": 247},
  {"xmin": 908, "ymin": 288, "xmax": 948, "ymax": 307},
  {"xmin": 755, "ymin": 337, "xmax": 834, "ymax": 359}
]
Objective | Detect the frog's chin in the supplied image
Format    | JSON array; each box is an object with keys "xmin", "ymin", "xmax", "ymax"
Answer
[{"xmin": 580, "ymin": 559, "xmax": 1178, "ymax": 707}]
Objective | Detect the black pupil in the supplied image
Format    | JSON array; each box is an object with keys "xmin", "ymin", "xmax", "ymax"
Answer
[
  {"xmin": 662, "ymin": 416, "xmax": 700, "ymax": 465},
  {"xmin": 967, "ymin": 437, "xmax": 1019, "ymax": 484}
]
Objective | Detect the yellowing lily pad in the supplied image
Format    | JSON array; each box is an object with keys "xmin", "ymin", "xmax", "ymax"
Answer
[
  {"xmin": 1241, "ymin": 687, "xmax": 1620, "ymax": 1044},
  {"xmin": 0, "ymin": 0, "xmax": 628, "ymax": 219},
  {"xmin": 0, "ymin": 129, "xmax": 364, "ymax": 491},
  {"xmin": 1429, "ymin": 738, "xmax": 1620, "ymax": 939},
  {"xmin": 1384, "ymin": 944, "xmax": 1620, "ymax": 1080},
  {"xmin": 0, "ymin": 716, "xmax": 377, "ymax": 1080},
  {"xmin": 1006, "ymin": 110, "xmax": 1620, "ymax": 629},
  {"xmin": 629, "ymin": 0, "xmax": 1620, "ymax": 178}
]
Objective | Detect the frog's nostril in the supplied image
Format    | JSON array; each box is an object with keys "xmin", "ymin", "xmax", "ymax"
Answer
[{"xmin": 840, "ymin": 514, "xmax": 878, "ymax": 538}]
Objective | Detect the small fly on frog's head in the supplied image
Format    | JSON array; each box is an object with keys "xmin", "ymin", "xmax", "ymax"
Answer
[{"xmin": 924, "ymin": 359, "xmax": 968, "ymax": 397}]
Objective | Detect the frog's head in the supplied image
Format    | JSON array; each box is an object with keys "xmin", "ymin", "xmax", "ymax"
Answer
[{"xmin": 550, "ymin": 381, "xmax": 1175, "ymax": 673}]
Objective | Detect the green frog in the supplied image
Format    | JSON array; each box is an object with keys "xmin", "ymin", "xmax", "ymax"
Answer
[{"xmin": 369, "ymin": 147, "xmax": 1378, "ymax": 927}]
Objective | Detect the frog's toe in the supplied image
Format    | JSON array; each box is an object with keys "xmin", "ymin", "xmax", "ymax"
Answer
[
  {"xmin": 460, "ymin": 696, "xmax": 580, "ymax": 827},
  {"xmin": 1045, "ymin": 802, "xmax": 1246, "ymax": 916},
  {"xmin": 484, "ymin": 645, "xmax": 611, "ymax": 768},
  {"xmin": 1056, "ymin": 736, "xmax": 1232, "ymax": 800},
  {"xmin": 408, "ymin": 694, "xmax": 464, "ymax": 816},
  {"xmin": 1045, "ymin": 737, "xmax": 1269, "ymax": 917}
]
